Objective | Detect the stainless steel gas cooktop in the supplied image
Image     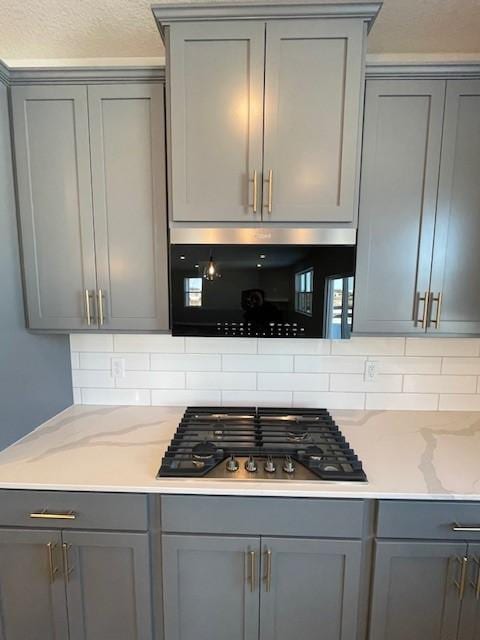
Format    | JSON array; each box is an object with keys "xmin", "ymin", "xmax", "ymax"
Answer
[{"xmin": 157, "ymin": 407, "xmax": 366, "ymax": 482}]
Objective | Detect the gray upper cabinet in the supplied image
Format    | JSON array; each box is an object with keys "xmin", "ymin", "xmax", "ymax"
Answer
[
  {"xmin": 429, "ymin": 80, "xmax": 480, "ymax": 335},
  {"xmin": 354, "ymin": 79, "xmax": 445, "ymax": 334},
  {"xmin": 12, "ymin": 85, "xmax": 97, "ymax": 331},
  {"xmin": 0, "ymin": 529, "xmax": 68, "ymax": 640},
  {"xmin": 162, "ymin": 534, "xmax": 260, "ymax": 640},
  {"xmin": 369, "ymin": 540, "xmax": 465, "ymax": 640},
  {"xmin": 259, "ymin": 537, "xmax": 362, "ymax": 640},
  {"xmin": 88, "ymin": 84, "xmax": 169, "ymax": 331},
  {"xmin": 168, "ymin": 22, "xmax": 265, "ymax": 223},
  {"xmin": 263, "ymin": 19, "xmax": 364, "ymax": 223},
  {"xmin": 12, "ymin": 81, "xmax": 169, "ymax": 332},
  {"xmin": 63, "ymin": 530, "xmax": 153, "ymax": 640}
]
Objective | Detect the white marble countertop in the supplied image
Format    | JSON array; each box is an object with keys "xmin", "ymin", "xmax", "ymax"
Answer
[{"xmin": 0, "ymin": 405, "xmax": 479, "ymax": 500}]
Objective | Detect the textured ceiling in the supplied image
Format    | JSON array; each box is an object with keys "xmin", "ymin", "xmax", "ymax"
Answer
[{"xmin": 0, "ymin": 0, "xmax": 479, "ymax": 60}]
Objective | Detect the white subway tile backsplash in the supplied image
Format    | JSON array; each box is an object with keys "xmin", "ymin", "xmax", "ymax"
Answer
[
  {"xmin": 72, "ymin": 388, "xmax": 81, "ymax": 404},
  {"xmin": 116, "ymin": 371, "xmax": 185, "ymax": 389},
  {"xmin": 366, "ymin": 393, "xmax": 438, "ymax": 410},
  {"xmin": 72, "ymin": 370, "xmax": 114, "ymax": 389},
  {"xmin": 222, "ymin": 354, "xmax": 293, "ymax": 372},
  {"xmin": 406, "ymin": 338, "xmax": 480, "ymax": 357},
  {"xmin": 293, "ymin": 392, "xmax": 365, "ymax": 410},
  {"xmin": 151, "ymin": 353, "xmax": 221, "ymax": 371},
  {"xmin": 403, "ymin": 375, "xmax": 477, "ymax": 394},
  {"xmin": 222, "ymin": 391, "xmax": 292, "ymax": 407},
  {"xmin": 186, "ymin": 337, "xmax": 257, "ymax": 354},
  {"xmin": 373, "ymin": 356, "xmax": 441, "ymax": 375},
  {"xmin": 152, "ymin": 390, "xmax": 221, "ymax": 406},
  {"xmin": 258, "ymin": 339, "xmax": 330, "ymax": 355},
  {"xmin": 70, "ymin": 334, "xmax": 114, "ymax": 352},
  {"xmin": 330, "ymin": 373, "xmax": 403, "ymax": 393},
  {"xmin": 439, "ymin": 394, "xmax": 480, "ymax": 411},
  {"xmin": 295, "ymin": 355, "xmax": 365, "ymax": 374},
  {"xmin": 79, "ymin": 352, "xmax": 150, "ymax": 371},
  {"xmin": 258, "ymin": 373, "xmax": 329, "ymax": 391},
  {"xmin": 81, "ymin": 388, "xmax": 151, "ymax": 405},
  {"xmin": 71, "ymin": 352, "xmax": 80, "ymax": 370},
  {"xmin": 186, "ymin": 372, "xmax": 256, "ymax": 390},
  {"xmin": 442, "ymin": 357, "xmax": 480, "ymax": 375},
  {"xmin": 331, "ymin": 337, "xmax": 405, "ymax": 356},
  {"xmin": 114, "ymin": 334, "xmax": 185, "ymax": 353}
]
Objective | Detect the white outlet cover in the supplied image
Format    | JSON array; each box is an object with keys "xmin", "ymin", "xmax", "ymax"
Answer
[
  {"xmin": 365, "ymin": 360, "xmax": 379, "ymax": 381},
  {"xmin": 111, "ymin": 357, "xmax": 126, "ymax": 379}
]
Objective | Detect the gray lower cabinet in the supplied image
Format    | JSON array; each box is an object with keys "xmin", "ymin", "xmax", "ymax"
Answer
[
  {"xmin": 0, "ymin": 529, "xmax": 69, "ymax": 640},
  {"xmin": 368, "ymin": 540, "xmax": 466, "ymax": 640},
  {"xmin": 259, "ymin": 537, "xmax": 362, "ymax": 640},
  {"xmin": 11, "ymin": 82, "xmax": 169, "ymax": 331},
  {"xmin": 458, "ymin": 543, "xmax": 480, "ymax": 640}
]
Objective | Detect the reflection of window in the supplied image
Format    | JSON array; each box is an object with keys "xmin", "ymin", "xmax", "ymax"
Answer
[
  {"xmin": 325, "ymin": 276, "xmax": 354, "ymax": 339},
  {"xmin": 184, "ymin": 277, "xmax": 203, "ymax": 307},
  {"xmin": 295, "ymin": 268, "xmax": 313, "ymax": 316}
]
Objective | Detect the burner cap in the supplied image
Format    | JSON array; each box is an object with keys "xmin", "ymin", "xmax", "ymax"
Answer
[
  {"xmin": 192, "ymin": 441, "xmax": 218, "ymax": 460},
  {"xmin": 306, "ymin": 446, "xmax": 326, "ymax": 461}
]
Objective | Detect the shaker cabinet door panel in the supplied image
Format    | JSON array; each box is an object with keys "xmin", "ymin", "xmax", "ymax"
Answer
[
  {"xmin": 429, "ymin": 80, "xmax": 480, "ymax": 335},
  {"xmin": 458, "ymin": 544, "xmax": 480, "ymax": 640},
  {"xmin": 168, "ymin": 21, "xmax": 265, "ymax": 222},
  {"xmin": 369, "ymin": 541, "xmax": 465, "ymax": 640},
  {"xmin": 263, "ymin": 19, "xmax": 365, "ymax": 222},
  {"xmin": 0, "ymin": 529, "xmax": 68, "ymax": 640},
  {"xmin": 162, "ymin": 534, "xmax": 260, "ymax": 640},
  {"xmin": 11, "ymin": 85, "xmax": 97, "ymax": 330},
  {"xmin": 88, "ymin": 84, "xmax": 169, "ymax": 330},
  {"xmin": 63, "ymin": 530, "xmax": 153, "ymax": 640},
  {"xmin": 259, "ymin": 537, "xmax": 362, "ymax": 640},
  {"xmin": 354, "ymin": 80, "xmax": 446, "ymax": 334}
]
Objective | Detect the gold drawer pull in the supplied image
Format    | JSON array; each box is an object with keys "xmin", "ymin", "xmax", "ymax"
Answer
[
  {"xmin": 246, "ymin": 550, "xmax": 256, "ymax": 592},
  {"xmin": 46, "ymin": 542, "xmax": 59, "ymax": 583},
  {"xmin": 453, "ymin": 523, "xmax": 480, "ymax": 532},
  {"xmin": 62, "ymin": 543, "xmax": 74, "ymax": 580},
  {"xmin": 264, "ymin": 548, "xmax": 272, "ymax": 592},
  {"xmin": 453, "ymin": 556, "xmax": 468, "ymax": 600},
  {"xmin": 30, "ymin": 510, "xmax": 76, "ymax": 520}
]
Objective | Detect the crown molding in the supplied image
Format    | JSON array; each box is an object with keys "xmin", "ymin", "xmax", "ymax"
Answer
[
  {"xmin": 152, "ymin": 0, "xmax": 383, "ymax": 40},
  {"xmin": 0, "ymin": 60, "xmax": 10, "ymax": 85},
  {"xmin": 366, "ymin": 54, "xmax": 480, "ymax": 79}
]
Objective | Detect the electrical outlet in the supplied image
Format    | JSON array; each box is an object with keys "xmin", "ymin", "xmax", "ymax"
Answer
[
  {"xmin": 365, "ymin": 360, "xmax": 379, "ymax": 382},
  {"xmin": 111, "ymin": 357, "xmax": 126, "ymax": 379}
]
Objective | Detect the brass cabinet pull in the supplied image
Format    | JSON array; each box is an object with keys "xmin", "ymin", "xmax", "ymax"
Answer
[
  {"xmin": 85, "ymin": 289, "xmax": 92, "ymax": 326},
  {"xmin": 430, "ymin": 292, "xmax": 443, "ymax": 329},
  {"xmin": 453, "ymin": 556, "xmax": 468, "ymax": 600},
  {"xmin": 62, "ymin": 543, "xmax": 74, "ymax": 580},
  {"xmin": 47, "ymin": 543, "xmax": 58, "ymax": 583},
  {"xmin": 264, "ymin": 169, "xmax": 273, "ymax": 214},
  {"xmin": 97, "ymin": 289, "xmax": 104, "ymax": 326},
  {"xmin": 413, "ymin": 291, "xmax": 430, "ymax": 328},
  {"xmin": 264, "ymin": 548, "xmax": 272, "ymax": 592},
  {"xmin": 250, "ymin": 170, "xmax": 258, "ymax": 213},
  {"xmin": 30, "ymin": 510, "xmax": 76, "ymax": 520},
  {"xmin": 471, "ymin": 557, "xmax": 480, "ymax": 600},
  {"xmin": 246, "ymin": 550, "xmax": 256, "ymax": 592},
  {"xmin": 453, "ymin": 523, "xmax": 480, "ymax": 532}
]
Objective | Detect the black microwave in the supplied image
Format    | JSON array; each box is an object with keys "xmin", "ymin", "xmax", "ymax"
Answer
[{"xmin": 170, "ymin": 237, "xmax": 355, "ymax": 339}]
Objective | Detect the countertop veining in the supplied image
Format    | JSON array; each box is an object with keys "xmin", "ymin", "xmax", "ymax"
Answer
[{"xmin": 0, "ymin": 405, "xmax": 479, "ymax": 500}]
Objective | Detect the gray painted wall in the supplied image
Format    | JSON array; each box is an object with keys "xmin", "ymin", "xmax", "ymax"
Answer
[{"xmin": 0, "ymin": 81, "xmax": 72, "ymax": 449}]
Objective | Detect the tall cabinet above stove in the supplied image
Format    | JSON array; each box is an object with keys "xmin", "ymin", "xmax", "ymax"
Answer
[{"xmin": 152, "ymin": 1, "xmax": 382, "ymax": 225}]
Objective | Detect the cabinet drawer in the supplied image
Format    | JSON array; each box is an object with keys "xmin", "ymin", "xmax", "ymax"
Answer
[
  {"xmin": 161, "ymin": 496, "xmax": 366, "ymax": 537},
  {"xmin": 0, "ymin": 490, "xmax": 148, "ymax": 531},
  {"xmin": 377, "ymin": 500, "xmax": 480, "ymax": 540}
]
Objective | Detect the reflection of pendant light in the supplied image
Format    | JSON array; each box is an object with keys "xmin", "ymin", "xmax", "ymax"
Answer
[{"xmin": 203, "ymin": 255, "xmax": 220, "ymax": 281}]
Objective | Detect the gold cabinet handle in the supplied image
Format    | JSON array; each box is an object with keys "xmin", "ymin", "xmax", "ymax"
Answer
[
  {"xmin": 47, "ymin": 542, "xmax": 59, "ymax": 583},
  {"xmin": 246, "ymin": 550, "xmax": 256, "ymax": 592},
  {"xmin": 62, "ymin": 543, "xmax": 74, "ymax": 580},
  {"xmin": 30, "ymin": 510, "xmax": 76, "ymax": 520},
  {"xmin": 264, "ymin": 169, "xmax": 273, "ymax": 214},
  {"xmin": 453, "ymin": 556, "xmax": 468, "ymax": 600},
  {"xmin": 263, "ymin": 548, "xmax": 272, "ymax": 592},
  {"xmin": 430, "ymin": 292, "xmax": 442, "ymax": 329},
  {"xmin": 85, "ymin": 289, "xmax": 92, "ymax": 326},
  {"xmin": 97, "ymin": 289, "xmax": 104, "ymax": 326},
  {"xmin": 471, "ymin": 557, "xmax": 480, "ymax": 600},
  {"xmin": 250, "ymin": 170, "xmax": 258, "ymax": 213},
  {"xmin": 453, "ymin": 522, "xmax": 480, "ymax": 532},
  {"xmin": 413, "ymin": 291, "xmax": 430, "ymax": 328}
]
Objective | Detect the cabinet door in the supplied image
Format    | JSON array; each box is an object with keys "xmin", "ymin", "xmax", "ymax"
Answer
[
  {"xmin": 259, "ymin": 537, "xmax": 362, "ymax": 640},
  {"xmin": 168, "ymin": 21, "xmax": 265, "ymax": 222},
  {"xmin": 369, "ymin": 541, "xmax": 466, "ymax": 640},
  {"xmin": 354, "ymin": 80, "xmax": 446, "ymax": 333},
  {"xmin": 11, "ymin": 85, "xmax": 97, "ymax": 330},
  {"xmin": 162, "ymin": 534, "xmax": 260, "ymax": 640},
  {"xmin": 63, "ymin": 531, "xmax": 152, "ymax": 640},
  {"xmin": 263, "ymin": 19, "xmax": 364, "ymax": 222},
  {"xmin": 458, "ymin": 544, "xmax": 480, "ymax": 640},
  {"xmin": 88, "ymin": 84, "xmax": 169, "ymax": 330},
  {"xmin": 0, "ymin": 529, "xmax": 68, "ymax": 640},
  {"xmin": 429, "ymin": 80, "xmax": 480, "ymax": 334}
]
